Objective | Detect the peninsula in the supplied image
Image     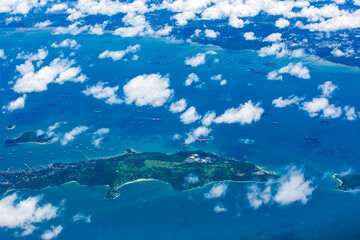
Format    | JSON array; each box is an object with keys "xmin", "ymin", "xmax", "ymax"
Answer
[
  {"xmin": 0, "ymin": 149, "xmax": 277, "ymax": 199},
  {"xmin": 333, "ymin": 174, "xmax": 360, "ymax": 192},
  {"xmin": 5, "ymin": 131, "xmax": 54, "ymax": 145}
]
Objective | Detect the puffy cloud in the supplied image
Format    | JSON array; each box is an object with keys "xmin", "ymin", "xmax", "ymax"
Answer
[
  {"xmin": 46, "ymin": 3, "xmax": 68, "ymax": 13},
  {"xmin": 40, "ymin": 225, "xmax": 63, "ymax": 240},
  {"xmin": 123, "ymin": 74, "xmax": 173, "ymax": 107},
  {"xmin": 318, "ymin": 81, "xmax": 337, "ymax": 98},
  {"xmin": 72, "ymin": 213, "xmax": 91, "ymax": 223},
  {"xmin": 0, "ymin": 49, "xmax": 6, "ymax": 59},
  {"xmin": 0, "ymin": 0, "xmax": 46, "ymax": 14},
  {"xmin": 92, "ymin": 128, "xmax": 110, "ymax": 147},
  {"xmin": 272, "ymin": 95, "xmax": 304, "ymax": 108},
  {"xmin": 184, "ymin": 126, "xmax": 211, "ymax": 144},
  {"xmin": 228, "ymin": 15, "xmax": 244, "ymax": 28},
  {"xmin": 184, "ymin": 73, "xmax": 199, "ymax": 86},
  {"xmin": 36, "ymin": 122, "xmax": 61, "ymax": 143},
  {"xmin": 61, "ymin": 126, "xmax": 88, "ymax": 145},
  {"xmin": 263, "ymin": 33, "xmax": 282, "ymax": 42},
  {"xmin": 275, "ymin": 18, "xmax": 290, "ymax": 28},
  {"xmin": 247, "ymin": 166, "xmax": 314, "ymax": 209},
  {"xmin": 180, "ymin": 106, "xmax": 201, "ymax": 124},
  {"xmin": 214, "ymin": 101, "xmax": 264, "ymax": 125},
  {"xmin": 53, "ymin": 22, "xmax": 90, "ymax": 35},
  {"xmin": 301, "ymin": 97, "xmax": 329, "ymax": 117},
  {"xmin": 16, "ymin": 48, "xmax": 48, "ymax": 62},
  {"xmin": 0, "ymin": 193, "xmax": 60, "ymax": 237},
  {"xmin": 204, "ymin": 183, "xmax": 228, "ymax": 199},
  {"xmin": 214, "ymin": 203, "xmax": 228, "ymax": 213},
  {"xmin": 35, "ymin": 20, "xmax": 52, "ymax": 28},
  {"xmin": 210, "ymin": 74, "xmax": 227, "ymax": 85},
  {"xmin": 343, "ymin": 106, "xmax": 357, "ymax": 121},
  {"xmin": 185, "ymin": 51, "xmax": 216, "ymax": 67},
  {"xmin": 268, "ymin": 62, "xmax": 310, "ymax": 80},
  {"xmin": 83, "ymin": 82, "xmax": 123, "ymax": 105},
  {"xmin": 13, "ymin": 57, "xmax": 86, "ymax": 93},
  {"xmin": 172, "ymin": 12, "xmax": 196, "ymax": 25},
  {"xmin": 51, "ymin": 39, "xmax": 80, "ymax": 49},
  {"xmin": 244, "ymin": 32, "xmax": 257, "ymax": 40},
  {"xmin": 3, "ymin": 94, "xmax": 26, "ymax": 112},
  {"xmin": 331, "ymin": 48, "xmax": 345, "ymax": 57},
  {"xmin": 258, "ymin": 43, "xmax": 287, "ymax": 58},
  {"xmin": 184, "ymin": 173, "xmax": 199, "ymax": 184},
  {"xmin": 322, "ymin": 104, "xmax": 342, "ymax": 119},
  {"xmin": 98, "ymin": 44, "xmax": 140, "ymax": 61},
  {"xmin": 170, "ymin": 98, "xmax": 187, "ymax": 113},
  {"xmin": 201, "ymin": 110, "xmax": 216, "ymax": 126},
  {"xmin": 204, "ymin": 29, "xmax": 219, "ymax": 38},
  {"xmin": 88, "ymin": 21, "xmax": 108, "ymax": 35}
]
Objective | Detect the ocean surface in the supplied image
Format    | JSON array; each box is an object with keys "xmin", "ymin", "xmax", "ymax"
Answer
[{"xmin": 0, "ymin": 29, "xmax": 360, "ymax": 239}]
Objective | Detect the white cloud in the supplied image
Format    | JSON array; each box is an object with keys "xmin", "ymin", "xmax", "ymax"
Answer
[
  {"xmin": 92, "ymin": 128, "xmax": 110, "ymax": 147},
  {"xmin": 214, "ymin": 101, "xmax": 264, "ymax": 125},
  {"xmin": 172, "ymin": 12, "xmax": 195, "ymax": 26},
  {"xmin": 275, "ymin": 18, "xmax": 290, "ymax": 28},
  {"xmin": 204, "ymin": 29, "xmax": 219, "ymax": 38},
  {"xmin": 170, "ymin": 98, "xmax": 187, "ymax": 113},
  {"xmin": 331, "ymin": 48, "xmax": 345, "ymax": 57},
  {"xmin": 123, "ymin": 74, "xmax": 173, "ymax": 107},
  {"xmin": 214, "ymin": 203, "xmax": 228, "ymax": 213},
  {"xmin": 202, "ymin": 111, "xmax": 216, "ymax": 126},
  {"xmin": 318, "ymin": 81, "xmax": 337, "ymax": 98},
  {"xmin": 322, "ymin": 104, "xmax": 342, "ymax": 119},
  {"xmin": 185, "ymin": 173, "xmax": 199, "ymax": 184},
  {"xmin": 0, "ymin": 0, "xmax": 46, "ymax": 14},
  {"xmin": 88, "ymin": 21, "xmax": 108, "ymax": 35},
  {"xmin": 228, "ymin": 15, "xmax": 244, "ymax": 28},
  {"xmin": 35, "ymin": 20, "xmax": 52, "ymax": 28},
  {"xmin": 0, "ymin": 49, "xmax": 6, "ymax": 59},
  {"xmin": 185, "ymin": 51, "xmax": 216, "ymax": 67},
  {"xmin": 53, "ymin": 22, "xmax": 90, "ymax": 35},
  {"xmin": 16, "ymin": 48, "xmax": 48, "ymax": 62},
  {"xmin": 301, "ymin": 97, "xmax": 329, "ymax": 117},
  {"xmin": 0, "ymin": 193, "xmax": 59, "ymax": 237},
  {"xmin": 13, "ymin": 57, "xmax": 86, "ymax": 93},
  {"xmin": 263, "ymin": 33, "xmax": 282, "ymax": 42},
  {"xmin": 51, "ymin": 39, "xmax": 80, "ymax": 49},
  {"xmin": 83, "ymin": 82, "xmax": 123, "ymax": 105},
  {"xmin": 185, "ymin": 126, "xmax": 211, "ymax": 144},
  {"xmin": 36, "ymin": 122, "xmax": 61, "ymax": 143},
  {"xmin": 239, "ymin": 138, "xmax": 255, "ymax": 144},
  {"xmin": 46, "ymin": 3, "xmax": 68, "ymax": 13},
  {"xmin": 272, "ymin": 95, "xmax": 304, "ymax": 108},
  {"xmin": 210, "ymin": 74, "xmax": 227, "ymax": 85},
  {"xmin": 184, "ymin": 73, "xmax": 199, "ymax": 86},
  {"xmin": 343, "ymin": 106, "xmax": 357, "ymax": 121},
  {"xmin": 72, "ymin": 213, "xmax": 91, "ymax": 223},
  {"xmin": 258, "ymin": 43, "xmax": 287, "ymax": 58},
  {"xmin": 204, "ymin": 183, "xmax": 228, "ymax": 199},
  {"xmin": 3, "ymin": 94, "xmax": 26, "ymax": 112},
  {"xmin": 180, "ymin": 106, "xmax": 201, "ymax": 124},
  {"xmin": 244, "ymin": 32, "xmax": 257, "ymax": 40},
  {"xmin": 61, "ymin": 126, "xmax": 88, "ymax": 145},
  {"xmin": 98, "ymin": 44, "xmax": 140, "ymax": 61},
  {"xmin": 247, "ymin": 166, "xmax": 314, "ymax": 209},
  {"xmin": 40, "ymin": 225, "xmax": 63, "ymax": 240},
  {"xmin": 268, "ymin": 62, "xmax": 310, "ymax": 80}
]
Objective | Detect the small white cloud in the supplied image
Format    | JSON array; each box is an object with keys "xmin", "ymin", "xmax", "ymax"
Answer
[
  {"xmin": 0, "ymin": 49, "xmax": 6, "ymax": 59},
  {"xmin": 318, "ymin": 81, "xmax": 337, "ymax": 98},
  {"xmin": 35, "ymin": 20, "xmax": 52, "ymax": 28},
  {"xmin": 51, "ymin": 39, "xmax": 80, "ymax": 49},
  {"xmin": 185, "ymin": 126, "xmax": 211, "ymax": 144},
  {"xmin": 275, "ymin": 18, "xmax": 290, "ymax": 28},
  {"xmin": 205, "ymin": 183, "xmax": 228, "ymax": 199},
  {"xmin": 239, "ymin": 138, "xmax": 255, "ymax": 145},
  {"xmin": 61, "ymin": 126, "xmax": 88, "ymax": 145},
  {"xmin": 204, "ymin": 29, "xmax": 219, "ymax": 38},
  {"xmin": 83, "ymin": 82, "xmax": 123, "ymax": 105},
  {"xmin": 46, "ymin": 3, "xmax": 68, "ymax": 13},
  {"xmin": 98, "ymin": 44, "xmax": 140, "ymax": 61},
  {"xmin": 185, "ymin": 51, "xmax": 216, "ymax": 67},
  {"xmin": 185, "ymin": 73, "xmax": 199, "ymax": 86},
  {"xmin": 92, "ymin": 128, "xmax": 110, "ymax": 147},
  {"xmin": 40, "ymin": 225, "xmax": 63, "ymax": 240},
  {"xmin": 210, "ymin": 74, "xmax": 227, "ymax": 85},
  {"xmin": 343, "ymin": 106, "xmax": 357, "ymax": 121},
  {"xmin": 214, "ymin": 203, "xmax": 228, "ymax": 213},
  {"xmin": 331, "ymin": 48, "xmax": 345, "ymax": 57},
  {"xmin": 268, "ymin": 62, "xmax": 310, "ymax": 80},
  {"xmin": 180, "ymin": 106, "xmax": 201, "ymax": 124},
  {"xmin": 244, "ymin": 32, "xmax": 257, "ymax": 40},
  {"xmin": 3, "ymin": 94, "xmax": 26, "ymax": 112},
  {"xmin": 170, "ymin": 98, "xmax": 187, "ymax": 113},
  {"xmin": 263, "ymin": 33, "xmax": 282, "ymax": 42},
  {"xmin": 301, "ymin": 97, "xmax": 329, "ymax": 117},
  {"xmin": 72, "ymin": 213, "xmax": 91, "ymax": 223},
  {"xmin": 272, "ymin": 95, "xmax": 304, "ymax": 108},
  {"xmin": 322, "ymin": 104, "xmax": 342, "ymax": 119},
  {"xmin": 229, "ymin": 16, "xmax": 244, "ymax": 28},
  {"xmin": 215, "ymin": 101, "xmax": 264, "ymax": 125},
  {"xmin": 123, "ymin": 74, "xmax": 173, "ymax": 107},
  {"xmin": 258, "ymin": 43, "xmax": 287, "ymax": 58},
  {"xmin": 185, "ymin": 173, "xmax": 199, "ymax": 184},
  {"xmin": 202, "ymin": 111, "xmax": 216, "ymax": 126}
]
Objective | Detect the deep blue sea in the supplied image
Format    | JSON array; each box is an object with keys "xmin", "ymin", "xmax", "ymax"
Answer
[{"xmin": 0, "ymin": 29, "xmax": 360, "ymax": 239}]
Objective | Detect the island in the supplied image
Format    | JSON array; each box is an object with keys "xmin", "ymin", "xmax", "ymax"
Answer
[
  {"xmin": 5, "ymin": 131, "xmax": 54, "ymax": 145},
  {"xmin": 0, "ymin": 149, "xmax": 277, "ymax": 199},
  {"xmin": 333, "ymin": 174, "xmax": 360, "ymax": 192}
]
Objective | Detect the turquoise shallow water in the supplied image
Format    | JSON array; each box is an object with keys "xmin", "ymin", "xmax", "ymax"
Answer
[{"xmin": 0, "ymin": 30, "xmax": 360, "ymax": 239}]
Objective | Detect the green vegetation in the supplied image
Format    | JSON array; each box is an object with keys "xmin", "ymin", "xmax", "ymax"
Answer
[
  {"xmin": 0, "ymin": 150, "xmax": 277, "ymax": 199},
  {"xmin": 5, "ymin": 131, "xmax": 54, "ymax": 144},
  {"xmin": 334, "ymin": 174, "xmax": 360, "ymax": 191}
]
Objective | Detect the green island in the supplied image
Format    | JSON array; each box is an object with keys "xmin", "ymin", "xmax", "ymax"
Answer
[
  {"xmin": 5, "ymin": 131, "xmax": 54, "ymax": 145},
  {"xmin": 333, "ymin": 174, "xmax": 360, "ymax": 192},
  {"xmin": 0, "ymin": 149, "xmax": 277, "ymax": 199}
]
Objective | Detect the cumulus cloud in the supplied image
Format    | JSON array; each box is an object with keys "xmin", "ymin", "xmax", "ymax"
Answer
[
  {"xmin": 40, "ymin": 225, "xmax": 63, "ymax": 240},
  {"xmin": 53, "ymin": 22, "xmax": 90, "ymax": 35},
  {"xmin": 275, "ymin": 18, "xmax": 290, "ymax": 28},
  {"xmin": 51, "ymin": 39, "xmax": 80, "ymax": 49},
  {"xmin": 13, "ymin": 57, "xmax": 86, "ymax": 93},
  {"xmin": 343, "ymin": 106, "xmax": 357, "ymax": 121},
  {"xmin": 180, "ymin": 106, "xmax": 201, "ymax": 124},
  {"xmin": 244, "ymin": 32, "xmax": 257, "ymax": 40},
  {"xmin": 214, "ymin": 203, "xmax": 228, "ymax": 213},
  {"xmin": 2, "ymin": 94, "xmax": 26, "ymax": 112},
  {"xmin": 184, "ymin": 73, "xmax": 200, "ymax": 86},
  {"xmin": 205, "ymin": 183, "xmax": 228, "ymax": 199},
  {"xmin": 267, "ymin": 62, "xmax": 310, "ymax": 80},
  {"xmin": 35, "ymin": 20, "xmax": 52, "ymax": 28},
  {"xmin": 98, "ymin": 44, "xmax": 140, "ymax": 61},
  {"xmin": 88, "ymin": 21, "xmax": 108, "ymax": 35},
  {"xmin": 0, "ymin": 0, "xmax": 46, "ymax": 14},
  {"xmin": 301, "ymin": 97, "xmax": 342, "ymax": 118},
  {"xmin": 61, "ymin": 126, "xmax": 88, "ymax": 145},
  {"xmin": 170, "ymin": 98, "xmax": 187, "ymax": 113},
  {"xmin": 185, "ymin": 126, "xmax": 211, "ymax": 144},
  {"xmin": 247, "ymin": 166, "xmax": 314, "ymax": 209},
  {"xmin": 229, "ymin": 15, "xmax": 244, "ymax": 28},
  {"xmin": 272, "ymin": 95, "xmax": 304, "ymax": 108},
  {"xmin": 185, "ymin": 51, "xmax": 216, "ymax": 67},
  {"xmin": 36, "ymin": 122, "xmax": 61, "ymax": 143},
  {"xmin": 72, "ymin": 213, "xmax": 91, "ymax": 223},
  {"xmin": 263, "ymin": 33, "xmax": 282, "ymax": 42},
  {"xmin": 0, "ymin": 193, "xmax": 60, "ymax": 237},
  {"xmin": 204, "ymin": 29, "xmax": 219, "ymax": 38},
  {"xmin": 92, "ymin": 127, "xmax": 110, "ymax": 147},
  {"xmin": 318, "ymin": 81, "xmax": 337, "ymax": 98},
  {"xmin": 202, "ymin": 111, "xmax": 216, "ymax": 126},
  {"xmin": 214, "ymin": 101, "xmax": 264, "ymax": 125},
  {"xmin": 16, "ymin": 48, "xmax": 48, "ymax": 62},
  {"xmin": 123, "ymin": 74, "xmax": 173, "ymax": 107},
  {"xmin": 210, "ymin": 74, "xmax": 227, "ymax": 85},
  {"xmin": 0, "ymin": 49, "xmax": 6, "ymax": 59},
  {"xmin": 258, "ymin": 43, "xmax": 287, "ymax": 58},
  {"xmin": 322, "ymin": 104, "xmax": 342, "ymax": 119},
  {"xmin": 83, "ymin": 82, "xmax": 123, "ymax": 105},
  {"xmin": 184, "ymin": 173, "xmax": 199, "ymax": 184},
  {"xmin": 46, "ymin": 3, "xmax": 68, "ymax": 13}
]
